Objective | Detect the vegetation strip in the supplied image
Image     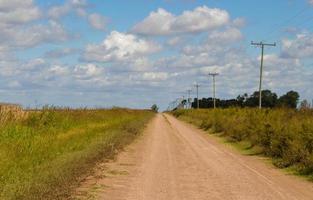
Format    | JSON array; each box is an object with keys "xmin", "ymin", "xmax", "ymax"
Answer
[
  {"xmin": 0, "ymin": 108, "xmax": 154, "ymax": 200},
  {"xmin": 171, "ymin": 109, "xmax": 313, "ymax": 180}
]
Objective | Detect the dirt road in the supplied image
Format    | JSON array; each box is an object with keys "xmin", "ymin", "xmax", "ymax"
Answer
[{"xmin": 74, "ymin": 114, "xmax": 313, "ymax": 200}]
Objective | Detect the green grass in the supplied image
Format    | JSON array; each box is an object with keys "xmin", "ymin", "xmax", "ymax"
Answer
[
  {"xmin": 0, "ymin": 108, "xmax": 154, "ymax": 200},
  {"xmin": 171, "ymin": 108, "xmax": 313, "ymax": 180}
]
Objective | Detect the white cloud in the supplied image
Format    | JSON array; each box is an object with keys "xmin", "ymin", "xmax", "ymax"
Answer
[
  {"xmin": 88, "ymin": 13, "xmax": 107, "ymax": 30},
  {"xmin": 130, "ymin": 57, "xmax": 153, "ymax": 71},
  {"xmin": 70, "ymin": 0, "xmax": 87, "ymax": 7},
  {"xmin": 22, "ymin": 58, "xmax": 46, "ymax": 71},
  {"xmin": 7, "ymin": 80, "xmax": 21, "ymax": 88},
  {"xmin": 0, "ymin": 0, "xmax": 33, "ymax": 10},
  {"xmin": 207, "ymin": 28, "xmax": 243, "ymax": 44},
  {"xmin": 49, "ymin": 65, "xmax": 69, "ymax": 76},
  {"xmin": 83, "ymin": 31, "xmax": 161, "ymax": 62},
  {"xmin": 0, "ymin": 0, "xmax": 41, "ymax": 25},
  {"xmin": 132, "ymin": 6, "xmax": 230, "ymax": 35},
  {"xmin": 180, "ymin": 28, "xmax": 243, "ymax": 59},
  {"xmin": 232, "ymin": 18, "xmax": 246, "ymax": 28},
  {"xmin": 0, "ymin": 1, "xmax": 72, "ymax": 51},
  {"xmin": 263, "ymin": 54, "xmax": 300, "ymax": 68},
  {"xmin": 142, "ymin": 72, "xmax": 169, "ymax": 81},
  {"xmin": 132, "ymin": 8, "xmax": 173, "ymax": 36},
  {"xmin": 260, "ymin": 54, "xmax": 311, "ymax": 96},
  {"xmin": 48, "ymin": 0, "xmax": 88, "ymax": 19},
  {"xmin": 48, "ymin": 5, "xmax": 70, "ymax": 19},
  {"xmin": 281, "ymin": 33, "xmax": 313, "ymax": 59},
  {"xmin": 74, "ymin": 63, "xmax": 103, "ymax": 79},
  {"xmin": 0, "ymin": 2, "xmax": 310, "ymax": 110},
  {"xmin": 5, "ymin": 20, "xmax": 70, "ymax": 48},
  {"xmin": 45, "ymin": 48, "xmax": 80, "ymax": 58},
  {"xmin": 166, "ymin": 36, "xmax": 184, "ymax": 46}
]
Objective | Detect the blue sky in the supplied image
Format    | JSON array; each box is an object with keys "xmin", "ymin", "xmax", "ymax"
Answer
[{"xmin": 0, "ymin": 0, "xmax": 313, "ymax": 110}]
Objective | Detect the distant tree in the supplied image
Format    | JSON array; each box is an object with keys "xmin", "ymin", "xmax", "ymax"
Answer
[
  {"xmin": 236, "ymin": 93, "xmax": 248, "ymax": 107},
  {"xmin": 299, "ymin": 99, "xmax": 310, "ymax": 110},
  {"xmin": 278, "ymin": 91, "xmax": 300, "ymax": 108},
  {"xmin": 262, "ymin": 90, "xmax": 278, "ymax": 108},
  {"xmin": 189, "ymin": 90, "xmax": 300, "ymax": 109},
  {"xmin": 181, "ymin": 99, "xmax": 187, "ymax": 107},
  {"xmin": 245, "ymin": 90, "xmax": 278, "ymax": 108},
  {"xmin": 151, "ymin": 104, "xmax": 159, "ymax": 112}
]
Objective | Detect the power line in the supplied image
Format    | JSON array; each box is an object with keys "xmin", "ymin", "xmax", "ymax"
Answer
[
  {"xmin": 251, "ymin": 41, "xmax": 276, "ymax": 109},
  {"xmin": 290, "ymin": 14, "xmax": 313, "ymax": 32},
  {"xmin": 263, "ymin": 6, "xmax": 310, "ymax": 41}
]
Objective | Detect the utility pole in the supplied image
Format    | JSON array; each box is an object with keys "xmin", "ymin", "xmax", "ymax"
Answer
[
  {"xmin": 194, "ymin": 84, "xmax": 200, "ymax": 109},
  {"xmin": 209, "ymin": 73, "xmax": 219, "ymax": 109},
  {"xmin": 251, "ymin": 41, "xmax": 276, "ymax": 109},
  {"xmin": 187, "ymin": 89, "xmax": 192, "ymax": 109}
]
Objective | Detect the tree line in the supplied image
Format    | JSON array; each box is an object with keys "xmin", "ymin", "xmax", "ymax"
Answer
[{"xmin": 191, "ymin": 90, "xmax": 300, "ymax": 109}]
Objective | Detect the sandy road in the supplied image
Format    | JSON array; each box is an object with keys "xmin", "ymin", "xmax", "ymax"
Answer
[{"xmin": 74, "ymin": 113, "xmax": 313, "ymax": 200}]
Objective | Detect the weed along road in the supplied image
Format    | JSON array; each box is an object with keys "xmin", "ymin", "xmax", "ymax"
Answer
[{"xmin": 75, "ymin": 114, "xmax": 313, "ymax": 200}]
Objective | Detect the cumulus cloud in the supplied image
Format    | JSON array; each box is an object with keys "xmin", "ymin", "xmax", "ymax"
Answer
[
  {"xmin": 74, "ymin": 63, "xmax": 103, "ymax": 79},
  {"xmin": 167, "ymin": 37, "xmax": 180, "ymax": 46},
  {"xmin": 0, "ymin": 0, "xmax": 71, "ymax": 51},
  {"xmin": 45, "ymin": 48, "xmax": 81, "ymax": 58},
  {"xmin": 0, "ymin": 2, "xmax": 311, "ymax": 110},
  {"xmin": 2, "ymin": 20, "xmax": 70, "ymax": 49},
  {"xmin": 260, "ymin": 54, "xmax": 312, "ymax": 95},
  {"xmin": 132, "ymin": 6, "xmax": 230, "ymax": 35},
  {"xmin": 142, "ymin": 72, "xmax": 169, "ymax": 81},
  {"xmin": 88, "ymin": 13, "xmax": 107, "ymax": 30},
  {"xmin": 0, "ymin": 0, "xmax": 33, "ymax": 10},
  {"xmin": 0, "ymin": 0, "xmax": 41, "ymax": 25},
  {"xmin": 0, "ymin": 0, "xmax": 73, "ymax": 53},
  {"xmin": 48, "ymin": 0, "xmax": 88, "ymax": 19},
  {"xmin": 232, "ymin": 18, "xmax": 246, "ymax": 28},
  {"xmin": 83, "ymin": 31, "xmax": 161, "ymax": 62},
  {"xmin": 207, "ymin": 28, "xmax": 243, "ymax": 44},
  {"xmin": 22, "ymin": 58, "xmax": 46, "ymax": 71},
  {"xmin": 263, "ymin": 54, "xmax": 300, "ymax": 69},
  {"xmin": 49, "ymin": 65, "xmax": 70, "ymax": 76},
  {"xmin": 180, "ymin": 28, "xmax": 243, "ymax": 61},
  {"xmin": 281, "ymin": 33, "xmax": 313, "ymax": 59}
]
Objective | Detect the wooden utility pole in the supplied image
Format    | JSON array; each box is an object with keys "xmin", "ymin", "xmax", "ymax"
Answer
[
  {"xmin": 209, "ymin": 73, "xmax": 219, "ymax": 109},
  {"xmin": 187, "ymin": 89, "xmax": 192, "ymax": 109},
  {"xmin": 194, "ymin": 84, "xmax": 200, "ymax": 109},
  {"xmin": 251, "ymin": 41, "xmax": 276, "ymax": 109}
]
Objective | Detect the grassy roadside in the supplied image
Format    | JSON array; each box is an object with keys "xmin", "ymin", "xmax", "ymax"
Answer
[
  {"xmin": 171, "ymin": 108, "xmax": 313, "ymax": 181},
  {"xmin": 0, "ymin": 108, "xmax": 154, "ymax": 200}
]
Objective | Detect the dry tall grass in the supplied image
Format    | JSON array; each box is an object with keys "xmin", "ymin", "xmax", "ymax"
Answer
[
  {"xmin": 0, "ymin": 108, "xmax": 154, "ymax": 200},
  {"xmin": 0, "ymin": 104, "xmax": 27, "ymax": 124}
]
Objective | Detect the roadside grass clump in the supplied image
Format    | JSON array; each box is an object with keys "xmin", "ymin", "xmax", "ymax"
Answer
[
  {"xmin": 0, "ymin": 107, "xmax": 154, "ymax": 200},
  {"xmin": 171, "ymin": 108, "xmax": 313, "ymax": 179}
]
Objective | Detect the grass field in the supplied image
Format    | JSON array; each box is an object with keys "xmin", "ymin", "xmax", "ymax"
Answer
[
  {"xmin": 0, "ymin": 107, "xmax": 154, "ymax": 200},
  {"xmin": 171, "ymin": 108, "xmax": 313, "ymax": 180}
]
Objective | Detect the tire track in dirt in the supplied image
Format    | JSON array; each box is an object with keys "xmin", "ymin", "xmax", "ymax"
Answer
[{"xmin": 73, "ymin": 113, "xmax": 313, "ymax": 200}]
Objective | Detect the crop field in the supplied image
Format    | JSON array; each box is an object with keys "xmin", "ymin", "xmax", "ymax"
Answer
[
  {"xmin": 171, "ymin": 108, "xmax": 313, "ymax": 180},
  {"xmin": 0, "ymin": 107, "xmax": 154, "ymax": 200}
]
